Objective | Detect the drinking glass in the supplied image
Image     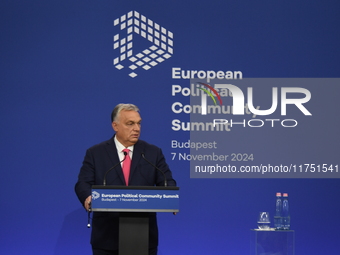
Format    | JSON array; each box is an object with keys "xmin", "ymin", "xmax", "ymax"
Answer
[{"xmin": 257, "ymin": 212, "xmax": 270, "ymax": 229}]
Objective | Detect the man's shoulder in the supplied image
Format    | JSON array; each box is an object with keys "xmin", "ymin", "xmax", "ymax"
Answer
[
  {"xmin": 135, "ymin": 139, "xmax": 161, "ymax": 151},
  {"xmin": 136, "ymin": 139, "xmax": 160, "ymax": 151},
  {"xmin": 86, "ymin": 137, "xmax": 161, "ymax": 152},
  {"xmin": 87, "ymin": 137, "xmax": 114, "ymax": 151}
]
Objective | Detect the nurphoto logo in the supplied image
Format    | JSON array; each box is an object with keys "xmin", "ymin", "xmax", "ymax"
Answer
[{"xmin": 113, "ymin": 11, "xmax": 174, "ymax": 78}]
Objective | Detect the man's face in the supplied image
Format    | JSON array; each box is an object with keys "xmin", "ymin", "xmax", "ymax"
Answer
[{"xmin": 112, "ymin": 110, "xmax": 141, "ymax": 147}]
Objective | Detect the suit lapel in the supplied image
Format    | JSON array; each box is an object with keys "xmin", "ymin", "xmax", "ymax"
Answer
[
  {"xmin": 105, "ymin": 136, "xmax": 125, "ymax": 184},
  {"xmin": 129, "ymin": 140, "xmax": 144, "ymax": 183}
]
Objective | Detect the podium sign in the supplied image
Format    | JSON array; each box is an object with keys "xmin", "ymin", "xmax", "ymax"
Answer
[{"xmin": 91, "ymin": 185, "xmax": 179, "ymax": 212}]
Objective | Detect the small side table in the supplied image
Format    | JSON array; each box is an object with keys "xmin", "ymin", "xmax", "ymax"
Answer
[{"xmin": 250, "ymin": 229, "xmax": 295, "ymax": 255}]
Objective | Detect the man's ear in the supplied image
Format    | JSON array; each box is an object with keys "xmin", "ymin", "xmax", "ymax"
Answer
[{"xmin": 112, "ymin": 122, "xmax": 118, "ymax": 132}]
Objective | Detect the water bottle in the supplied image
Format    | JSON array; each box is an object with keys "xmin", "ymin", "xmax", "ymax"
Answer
[
  {"xmin": 274, "ymin": 192, "xmax": 282, "ymax": 230},
  {"xmin": 282, "ymin": 193, "xmax": 290, "ymax": 230}
]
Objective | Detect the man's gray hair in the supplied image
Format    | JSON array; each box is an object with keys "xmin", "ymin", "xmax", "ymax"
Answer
[{"xmin": 111, "ymin": 103, "xmax": 140, "ymax": 122}]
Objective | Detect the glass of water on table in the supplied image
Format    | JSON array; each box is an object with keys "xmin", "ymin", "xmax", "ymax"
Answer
[{"xmin": 257, "ymin": 212, "xmax": 270, "ymax": 230}]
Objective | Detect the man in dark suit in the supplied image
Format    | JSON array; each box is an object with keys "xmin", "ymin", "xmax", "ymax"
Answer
[{"xmin": 75, "ymin": 103, "xmax": 176, "ymax": 255}]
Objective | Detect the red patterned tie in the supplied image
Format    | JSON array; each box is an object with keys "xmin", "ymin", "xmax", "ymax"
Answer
[{"xmin": 122, "ymin": 149, "xmax": 131, "ymax": 186}]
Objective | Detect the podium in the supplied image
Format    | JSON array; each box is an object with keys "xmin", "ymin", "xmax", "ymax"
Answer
[{"xmin": 91, "ymin": 185, "xmax": 179, "ymax": 255}]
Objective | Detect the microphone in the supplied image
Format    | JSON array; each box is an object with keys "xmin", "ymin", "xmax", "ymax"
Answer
[
  {"xmin": 141, "ymin": 152, "xmax": 168, "ymax": 187},
  {"xmin": 103, "ymin": 151, "xmax": 127, "ymax": 185}
]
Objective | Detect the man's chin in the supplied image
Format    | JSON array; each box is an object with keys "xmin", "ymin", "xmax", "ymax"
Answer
[{"xmin": 130, "ymin": 137, "xmax": 139, "ymax": 143}]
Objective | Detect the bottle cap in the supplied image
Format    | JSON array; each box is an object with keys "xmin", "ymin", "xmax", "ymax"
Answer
[
  {"xmin": 276, "ymin": 192, "xmax": 281, "ymax": 196},
  {"xmin": 283, "ymin": 193, "xmax": 288, "ymax": 197}
]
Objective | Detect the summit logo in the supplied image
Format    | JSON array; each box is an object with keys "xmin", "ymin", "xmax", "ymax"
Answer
[
  {"xmin": 92, "ymin": 191, "xmax": 100, "ymax": 200},
  {"xmin": 113, "ymin": 11, "xmax": 174, "ymax": 78}
]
